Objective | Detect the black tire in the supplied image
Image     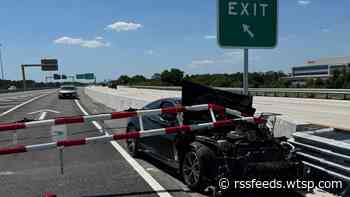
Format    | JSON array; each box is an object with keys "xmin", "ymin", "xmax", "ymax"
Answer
[
  {"xmin": 126, "ymin": 124, "xmax": 140, "ymax": 157},
  {"xmin": 180, "ymin": 142, "xmax": 217, "ymax": 191}
]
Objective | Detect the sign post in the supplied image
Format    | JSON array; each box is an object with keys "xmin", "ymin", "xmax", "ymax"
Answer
[
  {"xmin": 218, "ymin": 0, "xmax": 278, "ymax": 95},
  {"xmin": 243, "ymin": 49, "xmax": 249, "ymax": 95},
  {"xmin": 51, "ymin": 125, "xmax": 67, "ymax": 175}
]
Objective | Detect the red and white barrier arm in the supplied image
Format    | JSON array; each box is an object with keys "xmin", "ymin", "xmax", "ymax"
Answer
[
  {"xmin": 0, "ymin": 118, "xmax": 242, "ymax": 156},
  {"xmin": 0, "ymin": 104, "xmax": 210, "ymax": 132},
  {"xmin": 0, "ymin": 104, "xmax": 254, "ymax": 133}
]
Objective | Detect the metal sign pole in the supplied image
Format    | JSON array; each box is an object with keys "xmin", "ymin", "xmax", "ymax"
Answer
[
  {"xmin": 59, "ymin": 147, "xmax": 64, "ymax": 175},
  {"xmin": 21, "ymin": 65, "xmax": 26, "ymax": 91},
  {"xmin": 243, "ymin": 49, "xmax": 249, "ymax": 95},
  {"xmin": 0, "ymin": 44, "xmax": 4, "ymax": 79}
]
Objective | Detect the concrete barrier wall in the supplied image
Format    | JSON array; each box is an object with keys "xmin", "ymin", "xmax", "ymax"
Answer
[
  {"xmin": 85, "ymin": 86, "xmax": 311, "ymax": 138},
  {"xmin": 84, "ymin": 86, "xmax": 149, "ymax": 111}
]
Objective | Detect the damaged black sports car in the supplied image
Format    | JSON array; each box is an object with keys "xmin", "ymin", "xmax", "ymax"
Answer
[{"xmin": 126, "ymin": 81, "xmax": 300, "ymax": 194}]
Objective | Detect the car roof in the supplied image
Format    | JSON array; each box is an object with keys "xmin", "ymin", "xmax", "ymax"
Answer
[{"xmin": 162, "ymin": 97, "xmax": 181, "ymax": 103}]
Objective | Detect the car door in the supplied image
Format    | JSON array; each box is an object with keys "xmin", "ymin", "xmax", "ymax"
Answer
[
  {"xmin": 156, "ymin": 100, "xmax": 179, "ymax": 161},
  {"xmin": 138, "ymin": 100, "xmax": 164, "ymax": 154}
]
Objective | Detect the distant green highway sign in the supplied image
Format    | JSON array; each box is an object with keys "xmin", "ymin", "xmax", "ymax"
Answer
[
  {"xmin": 76, "ymin": 74, "xmax": 84, "ymax": 79},
  {"xmin": 76, "ymin": 73, "xmax": 95, "ymax": 80},
  {"xmin": 85, "ymin": 73, "xmax": 95, "ymax": 80},
  {"xmin": 218, "ymin": 0, "xmax": 278, "ymax": 48}
]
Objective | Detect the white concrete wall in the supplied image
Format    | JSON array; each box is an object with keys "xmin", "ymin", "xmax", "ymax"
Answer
[
  {"xmin": 84, "ymin": 86, "xmax": 311, "ymax": 137},
  {"xmin": 84, "ymin": 86, "xmax": 150, "ymax": 111}
]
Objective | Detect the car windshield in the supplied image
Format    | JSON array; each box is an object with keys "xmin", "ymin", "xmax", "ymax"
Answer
[{"xmin": 61, "ymin": 87, "xmax": 75, "ymax": 90}]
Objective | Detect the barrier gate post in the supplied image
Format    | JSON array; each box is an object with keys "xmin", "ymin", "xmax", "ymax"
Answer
[{"xmin": 59, "ymin": 147, "xmax": 64, "ymax": 175}]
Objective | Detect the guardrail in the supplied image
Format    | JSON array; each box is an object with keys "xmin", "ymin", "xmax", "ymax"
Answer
[
  {"xmin": 289, "ymin": 129, "xmax": 350, "ymax": 195},
  {"xmin": 130, "ymin": 86, "xmax": 350, "ymax": 100}
]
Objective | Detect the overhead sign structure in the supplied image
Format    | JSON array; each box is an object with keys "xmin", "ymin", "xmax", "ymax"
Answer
[
  {"xmin": 41, "ymin": 59, "xmax": 58, "ymax": 71},
  {"xmin": 21, "ymin": 58, "xmax": 59, "ymax": 90},
  {"xmin": 218, "ymin": 0, "xmax": 278, "ymax": 48}
]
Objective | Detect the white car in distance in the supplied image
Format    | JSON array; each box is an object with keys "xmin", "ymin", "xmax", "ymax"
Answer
[{"xmin": 58, "ymin": 85, "xmax": 78, "ymax": 99}]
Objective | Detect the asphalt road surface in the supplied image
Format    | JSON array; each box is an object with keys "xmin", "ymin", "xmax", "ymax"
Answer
[
  {"xmin": 0, "ymin": 89, "xmax": 196, "ymax": 197},
  {"xmin": 0, "ymin": 89, "xmax": 308, "ymax": 197},
  {"xmin": 0, "ymin": 89, "xmax": 55, "ymax": 115}
]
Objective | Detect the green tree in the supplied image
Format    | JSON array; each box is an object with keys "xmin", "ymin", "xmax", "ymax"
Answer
[
  {"xmin": 314, "ymin": 78, "xmax": 325, "ymax": 88},
  {"xmin": 117, "ymin": 75, "xmax": 131, "ymax": 85},
  {"xmin": 131, "ymin": 75, "xmax": 146, "ymax": 84},
  {"xmin": 160, "ymin": 68, "xmax": 184, "ymax": 85}
]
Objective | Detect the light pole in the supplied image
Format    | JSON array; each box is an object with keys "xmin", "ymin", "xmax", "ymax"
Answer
[{"xmin": 0, "ymin": 43, "xmax": 4, "ymax": 79}]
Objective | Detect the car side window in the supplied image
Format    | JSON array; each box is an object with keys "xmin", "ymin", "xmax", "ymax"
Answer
[
  {"xmin": 160, "ymin": 101, "xmax": 174, "ymax": 109},
  {"xmin": 143, "ymin": 100, "xmax": 161, "ymax": 110}
]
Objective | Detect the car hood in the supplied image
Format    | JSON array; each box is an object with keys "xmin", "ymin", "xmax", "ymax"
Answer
[{"xmin": 181, "ymin": 80, "xmax": 256, "ymax": 116}]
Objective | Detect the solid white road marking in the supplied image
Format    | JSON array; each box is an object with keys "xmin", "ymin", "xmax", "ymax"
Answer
[
  {"xmin": 38, "ymin": 112, "xmax": 47, "ymax": 120},
  {"xmin": 28, "ymin": 109, "xmax": 60, "ymax": 115},
  {"xmin": 0, "ymin": 171, "xmax": 14, "ymax": 176},
  {"xmin": 74, "ymin": 99, "xmax": 172, "ymax": 197},
  {"xmin": 74, "ymin": 100, "xmax": 104, "ymax": 133},
  {"xmin": 0, "ymin": 93, "xmax": 53, "ymax": 117}
]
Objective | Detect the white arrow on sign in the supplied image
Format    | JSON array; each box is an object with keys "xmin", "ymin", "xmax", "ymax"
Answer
[
  {"xmin": 242, "ymin": 24, "xmax": 254, "ymax": 39},
  {"xmin": 28, "ymin": 109, "xmax": 60, "ymax": 120}
]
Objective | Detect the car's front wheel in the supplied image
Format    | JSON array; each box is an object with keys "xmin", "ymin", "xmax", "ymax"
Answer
[
  {"xmin": 126, "ymin": 124, "xmax": 140, "ymax": 157},
  {"xmin": 180, "ymin": 142, "xmax": 216, "ymax": 191}
]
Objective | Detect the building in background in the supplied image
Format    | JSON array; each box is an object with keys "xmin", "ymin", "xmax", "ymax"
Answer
[{"xmin": 287, "ymin": 56, "xmax": 350, "ymax": 85}]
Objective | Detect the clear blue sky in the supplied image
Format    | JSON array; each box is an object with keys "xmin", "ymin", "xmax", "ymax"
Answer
[{"xmin": 0, "ymin": 0, "xmax": 349, "ymax": 81}]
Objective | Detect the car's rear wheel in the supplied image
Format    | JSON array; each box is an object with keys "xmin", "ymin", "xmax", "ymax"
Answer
[
  {"xmin": 181, "ymin": 142, "xmax": 216, "ymax": 191},
  {"xmin": 126, "ymin": 124, "xmax": 140, "ymax": 157}
]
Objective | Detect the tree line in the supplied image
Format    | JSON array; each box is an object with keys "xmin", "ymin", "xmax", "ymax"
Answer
[{"xmin": 108, "ymin": 68, "xmax": 350, "ymax": 89}]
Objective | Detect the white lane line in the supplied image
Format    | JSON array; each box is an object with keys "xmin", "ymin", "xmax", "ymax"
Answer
[
  {"xmin": 74, "ymin": 99, "xmax": 172, "ymax": 197},
  {"xmin": 38, "ymin": 112, "xmax": 47, "ymax": 120},
  {"xmin": 74, "ymin": 100, "xmax": 103, "ymax": 133},
  {"xmin": 0, "ymin": 171, "xmax": 14, "ymax": 176},
  {"xmin": 0, "ymin": 93, "xmax": 53, "ymax": 117}
]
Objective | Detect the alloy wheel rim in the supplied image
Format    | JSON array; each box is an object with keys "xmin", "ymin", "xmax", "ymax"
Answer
[
  {"xmin": 183, "ymin": 151, "xmax": 200, "ymax": 185},
  {"xmin": 127, "ymin": 139, "xmax": 136, "ymax": 153}
]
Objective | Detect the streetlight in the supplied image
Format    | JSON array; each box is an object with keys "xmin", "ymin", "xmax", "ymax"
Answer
[{"xmin": 0, "ymin": 44, "xmax": 4, "ymax": 80}]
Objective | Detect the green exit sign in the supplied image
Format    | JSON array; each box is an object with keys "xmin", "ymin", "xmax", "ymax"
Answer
[
  {"xmin": 76, "ymin": 73, "xmax": 95, "ymax": 80},
  {"xmin": 218, "ymin": 0, "xmax": 278, "ymax": 48}
]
